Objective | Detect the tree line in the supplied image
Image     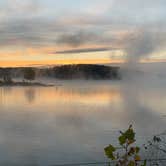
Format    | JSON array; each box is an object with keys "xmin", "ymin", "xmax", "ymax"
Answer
[
  {"xmin": 0, "ymin": 64, "xmax": 121, "ymax": 83},
  {"xmin": 0, "ymin": 68, "xmax": 35, "ymax": 84}
]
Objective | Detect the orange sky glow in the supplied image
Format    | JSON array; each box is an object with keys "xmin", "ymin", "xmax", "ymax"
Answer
[
  {"xmin": 0, "ymin": 59, "xmax": 123, "ymax": 67},
  {"xmin": 0, "ymin": 0, "xmax": 165, "ymax": 67},
  {"xmin": 1, "ymin": 58, "xmax": 166, "ymax": 67}
]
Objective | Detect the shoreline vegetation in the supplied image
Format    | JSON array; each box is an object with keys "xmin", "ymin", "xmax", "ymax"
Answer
[
  {"xmin": 0, "ymin": 64, "xmax": 121, "ymax": 86},
  {"xmin": 0, "ymin": 66, "xmax": 54, "ymax": 87}
]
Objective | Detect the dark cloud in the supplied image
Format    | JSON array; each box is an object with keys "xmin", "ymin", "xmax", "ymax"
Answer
[
  {"xmin": 56, "ymin": 31, "xmax": 100, "ymax": 47},
  {"xmin": 55, "ymin": 47, "xmax": 112, "ymax": 54},
  {"xmin": 55, "ymin": 30, "xmax": 125, "ymax": 48},
  {"xmin": 0, "ymin": 19, "xmax": 122, "ymax": 49},
  {"xmin": 0, "ymin": 18, "xmax": 67, "ymax": 47}
]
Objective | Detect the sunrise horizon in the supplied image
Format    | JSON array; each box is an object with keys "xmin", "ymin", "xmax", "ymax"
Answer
[
  {"xmin": 0, "ymin": 0, "xmax": 165, "ymax": 68},
  {"xmin": 0, "ymin": 0, "xmax": 166, "ymax": 165},
  {"xmin": 1, "ymin": 59, "xmax": 166, "ymax": 67}
]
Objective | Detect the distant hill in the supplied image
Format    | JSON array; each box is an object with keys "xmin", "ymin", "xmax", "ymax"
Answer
[
  {"xmin": 0, "ymin": 64, "xmax": 121, "ymax": 80},
  {"xmin": 52, "ymin": 64, "xmax": 120, "ymax": 79}
]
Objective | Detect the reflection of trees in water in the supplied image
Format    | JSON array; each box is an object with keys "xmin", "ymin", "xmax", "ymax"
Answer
[
  {"xmin": 24, "ymin": 88, "xmax": 36, "ymax": 104},
  {"xmin": 0, "ymin": 87, "xmax": 12, "ymax": 94},
  {"xmin": 0, "ymin": 87, "xmax": 12, "ymax": 105}
]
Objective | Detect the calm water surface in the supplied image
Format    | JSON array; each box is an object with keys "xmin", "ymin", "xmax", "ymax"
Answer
[{"xmin": 0, "ymin": 78, "xmax": 166, "ymax": 165}]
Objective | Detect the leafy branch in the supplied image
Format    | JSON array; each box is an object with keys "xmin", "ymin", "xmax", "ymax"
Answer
[{"xmin": 104, "ymin": 125, "xmax": 146, "ymax": 166}]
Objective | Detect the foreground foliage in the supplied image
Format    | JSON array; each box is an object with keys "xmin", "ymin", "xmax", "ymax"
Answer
[{"xmin": 104, "ymin": 125, "xmax": 146, "ymax": 166}]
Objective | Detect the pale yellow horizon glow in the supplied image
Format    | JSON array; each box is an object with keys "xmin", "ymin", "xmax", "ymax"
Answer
[
  {"xmin": 0, "ymin": 59, "xmax": 123, "ymax": 67},
  {"xmin": 0, "ymin": 58, "xmax": 166, "ymax": 67},
  {"xmin": 0, "ymin": 46, "xmax": 165, "ymax": 67}
]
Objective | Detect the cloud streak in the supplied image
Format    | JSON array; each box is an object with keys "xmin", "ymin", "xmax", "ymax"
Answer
[{"xmin": 55, "ymin": 47, "xmax": 112, "ymax": 54}]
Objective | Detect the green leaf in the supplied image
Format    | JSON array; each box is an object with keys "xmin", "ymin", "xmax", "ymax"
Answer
[
  {"xmin": 104, "ymin": 145, "xmax": 116, "ymax": 160},
  {"xmin": 118, "ymin": 126, "xmax": 135, "ymax": 145},
  {"xmin": 119, "ymin": 135, "xmax": 126, "ymax": 145},
  {"xmin": 125, "ymin": 128, "xmax": 135, "ymax": 141}
]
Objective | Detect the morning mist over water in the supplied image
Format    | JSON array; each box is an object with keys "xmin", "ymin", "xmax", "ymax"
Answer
[
  {"xmin": 0, "ymin": 0, "xmax": 166, "ymax": 165},
  {"xmin": 0, "ymin": 68, "xmax": 166, "ymax": 165}
]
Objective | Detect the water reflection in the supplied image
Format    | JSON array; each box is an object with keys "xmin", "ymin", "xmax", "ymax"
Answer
[
  {"xmin": 0, "ymin": 80, "xmax": 165, "ymax": 165},
  {"xmin": 24, "ymin": 88, "xmax": 36, "ymax": 104},
  {"xmin": 0, "ymin": 84, "xmax": 121, "ymax": 107}
]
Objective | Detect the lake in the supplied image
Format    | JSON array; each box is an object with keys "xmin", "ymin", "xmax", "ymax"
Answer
[{"xmin": 0, "ymin": 76, "xmax": 166, "ymax": 165}]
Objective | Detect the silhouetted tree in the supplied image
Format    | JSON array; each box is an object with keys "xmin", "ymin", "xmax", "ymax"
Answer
[
  {"xmin": 23, "ymin": 68, "xmax": 36, "ymax": 82},
  {"xmin": 0, "ymin": 68, "xmax": 13, "ymax": 83},
  {"xmin": 53, "ymin": 64, "xmax": 120, "ymax": 79}
]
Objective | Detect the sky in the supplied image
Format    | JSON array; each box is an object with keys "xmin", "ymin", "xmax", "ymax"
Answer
[{"xmin": 0, "ymin": 0, "xmax": 166, "ymax": 67}]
